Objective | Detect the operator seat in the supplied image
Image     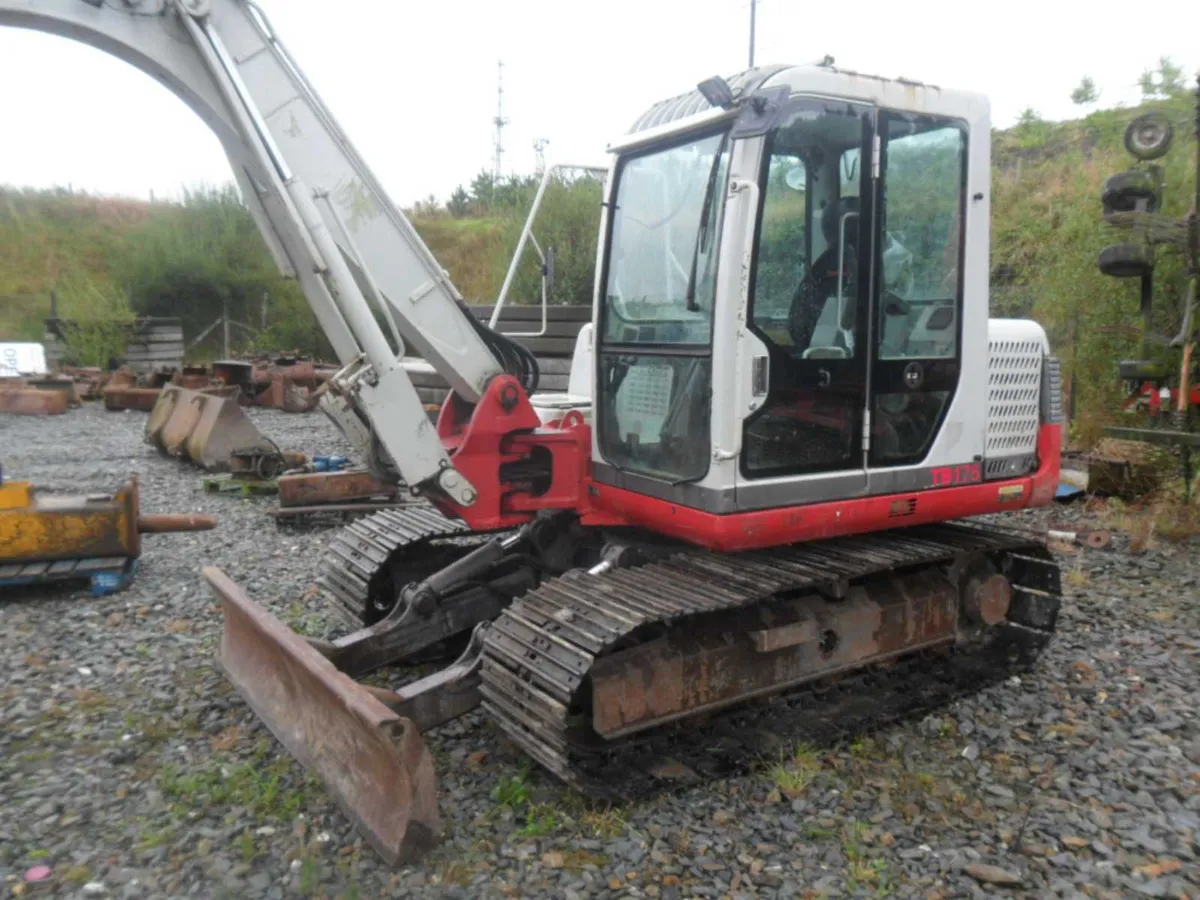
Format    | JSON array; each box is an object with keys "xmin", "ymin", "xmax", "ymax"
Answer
[{"xmin": 789, "ymin": 197, "xmax": 859, "ymax": 355}]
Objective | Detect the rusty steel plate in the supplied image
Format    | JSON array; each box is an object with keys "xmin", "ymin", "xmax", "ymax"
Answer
[
  {"xmin": 278, "ymin": 469, "xmax": 399, "ymax": 508},
  {"xmin": 207, "ymin": 568, "xmax": 439, "ymax": 865},
  {"xmin": 104, "ymin": 386, "xmax": 163, "ymax": 412},
  {"xmin": 588, "ymin": 571, "xmax": 959, "ymax": 738},
  {"xmin": 0, "ymin": 388, "xmax": 69, "ymax": 416}
]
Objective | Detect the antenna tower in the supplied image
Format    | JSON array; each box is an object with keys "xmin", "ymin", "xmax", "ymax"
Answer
[{"xmin": 493, "ymin": 60, "xmax": 508, "ymax": 186}]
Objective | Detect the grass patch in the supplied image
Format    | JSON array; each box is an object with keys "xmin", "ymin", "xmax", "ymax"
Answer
[
  {"xmin": 561, "ymin": 849, "xmax": 609, "ymax": 871},
  {"xmin": 843, "ymin": 820, "xmax": 895, "ymax": 895},
  {"xmin": 579, "ymin": 805, "xmax": 626, "ymax": 840},
  {"xmin": 158, "ymin": 749, "xmax": 317, "ymax": 822},
  {"xmin": 434, "ymin": 860, "xmax": 472, "ymax": 888},
  {"xmin": 237, "ymin": 830, "xmax": 258, "ymax": 863},
  {"xmin": 298, "ymin": 856, "xmax": 321, "ymax": 896},
  {"xmin": 490, "ymin": 763, "xmax": 533, "ymax": 811},
  {"xmin": 1065, "ymin": 559, "xmax": 1089, "ymax": 587},
  {"xmin": 516, "ymin": 803, "xmax": 561, "ymax": 839},
  {"xmin": 136, "ymin": 822, "xmax": 176, "ymax": 851},
  {"xmin": 63, "ymin": 865, "xmax": 92, "ymax": 884},
  {"xmin": 767, "ymin": 743, "xmax": 822, "ymax": 798}
]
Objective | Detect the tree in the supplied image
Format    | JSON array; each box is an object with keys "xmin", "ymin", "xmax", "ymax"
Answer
[
  {"xmin": 1139, "ymin": 57, "xmax": 1187, "ymax": 99},
  {"xmin": 1017, "ymin": 108, "xmax": 1042, "ymax": 127},
  {"xmin": 1070, "ymin": 75, "xmax": 1098, "ymax": 106},
  {"xmin": 469, "ymin": 170, "xmax": 496, "ymax": 210},
  {"xmin": 118, "ymin": 185, "xmax": 321, "ymax": 356},
  {"xmin": 410, "ymin": 194, "xmax": 442, "ymax": 218},
  {"xmin": 447, "ymin": 186, "xmax": 471, "ymax": 218}
]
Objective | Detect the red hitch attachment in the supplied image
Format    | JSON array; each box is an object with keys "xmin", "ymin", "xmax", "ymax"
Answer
[{"xmin": 434, "ymin": 376, "xmax": 592, "ymax": 531}]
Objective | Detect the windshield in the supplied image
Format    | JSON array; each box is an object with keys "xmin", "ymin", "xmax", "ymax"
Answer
[{"xmin": 602, "ymin": 130, "xmax": 732, "ymax": 346}]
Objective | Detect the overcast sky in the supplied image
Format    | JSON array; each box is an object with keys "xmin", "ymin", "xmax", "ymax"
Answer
[{"xmin": 0, "ymin": 0, "xmax": 1195, "ymax": 207}]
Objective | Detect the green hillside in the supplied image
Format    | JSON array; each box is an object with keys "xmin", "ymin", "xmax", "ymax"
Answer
[{"xmin": 1, "ymin": 82, "xmax": 1195, "ymax": 441}]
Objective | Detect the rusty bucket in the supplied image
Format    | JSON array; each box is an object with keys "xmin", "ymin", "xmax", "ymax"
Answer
[
  {"xmin": 205, "ymin": 568, "xmax": 439, "ymax": 865},
  {"xmin": 145, "ymin": 385, "xmax": 273, "ymax": 472}
]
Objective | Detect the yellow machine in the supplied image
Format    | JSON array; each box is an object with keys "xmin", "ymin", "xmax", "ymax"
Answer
[{"xmin": 0, "ymin": 474, "xmax": 216, "ymax": 595}]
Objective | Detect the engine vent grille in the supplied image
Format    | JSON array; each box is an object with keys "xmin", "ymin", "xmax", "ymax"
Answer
[{"xmin": 986, "ymin": 338, "xmax": 1042, "ymax": 459}]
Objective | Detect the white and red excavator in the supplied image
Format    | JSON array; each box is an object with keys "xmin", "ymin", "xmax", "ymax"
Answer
[{"xmin": 4, "ymin": 0, "xmax": 1064, "ymax": 865}]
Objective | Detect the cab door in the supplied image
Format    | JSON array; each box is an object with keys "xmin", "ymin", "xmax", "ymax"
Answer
[
  {"xmin": 739, "ymin": 98, "xmax": 876, "ymax": 494},
  {"xmin": 866, "ymin": 113, "xmax": 968, "ymax": 476}
]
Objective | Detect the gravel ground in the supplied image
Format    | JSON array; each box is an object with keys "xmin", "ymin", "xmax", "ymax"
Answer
[{"xmin": 2, "ymin": 403, "xmax": 1198, "ymax": 900}]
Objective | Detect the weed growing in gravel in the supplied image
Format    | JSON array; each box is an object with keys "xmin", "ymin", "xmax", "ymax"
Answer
[
  {"xmin": 559, "ymin": 791, "xmax": 628, "ymax": 839},
  {"xmin": 491, "ymin": 763, "xmax": 533, "ymax": 810},
  {"xmin": 298, "ymin": 856, "xmax": 321, "ymax": 896},
  {"xmin": 1066, "ymin": 559, "xmax": 1089, "ymax": 587},
  {"xmin": 579, "ymin": 805, "xmax": 626, "ymax": 840},
  {"xmin": 843, "ymin": 820, "xmax": 895, "ymax": 895},
  {"xmin": 236, "ymin": 830, "xmax": 257, "ymax": 863},
  {"xmin": 487, "ymin": 763, "xmax": 568, "ymax": 840},
  {"xmin": 135, "ymin": 822, "xmax": 176, "ymax": 851},
  {"xmin": 848, "ymin": 857, "xmax": 894, "ymax": 896},
  {"xmin": 158, "ymin": 752, "xmax": 315, "ymax": 822},
  {"xmin": 516, "ymin": 803, "xmax": 561, "ymax": 838},
  {"xmin": 561, "ymin": 849, "xmax": 610, "ymax": 871},
  {"xmin": 767, "ymin": 743, "xmax": 822, "ymax": 797},
  {"xmin": 434, "ymin": 860, "xmax": 472, "ymax": 887}
]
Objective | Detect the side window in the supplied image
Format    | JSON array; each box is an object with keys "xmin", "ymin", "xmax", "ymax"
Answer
[
  {"xmin": 878, "ymin": 119, "xmax": 966, "ymax": 361},
  {"xmin": 751, "ymin": 155, "xmax": 807, "ymax": 346}
]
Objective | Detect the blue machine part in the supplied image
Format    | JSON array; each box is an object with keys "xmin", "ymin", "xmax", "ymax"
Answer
[
  {"xmin": 313, "ymin": 456, "xmax": 350, "ymax": 472},
  {"xmin": 90, "ymin": 561, "xmax": 138, "ymax": 596}
]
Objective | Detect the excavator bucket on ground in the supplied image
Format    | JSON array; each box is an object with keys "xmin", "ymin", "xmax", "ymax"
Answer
[
  {"xmin": 205, "ymin": 568, "xmax": 441, "ymax": 865},
  {"xmin": 145, "ymin": 385, "xmax": 276, "ymax": 472}
]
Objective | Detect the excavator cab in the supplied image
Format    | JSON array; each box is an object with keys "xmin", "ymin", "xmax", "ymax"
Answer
[{"xmin": 592, "ymin": 76, "xmax": 983, "ymax": 514}]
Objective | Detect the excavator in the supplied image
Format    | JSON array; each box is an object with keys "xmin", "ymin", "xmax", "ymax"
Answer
[{"xmin": 3, "ymin": 0, "xmax": 1064, "ymax": 866}]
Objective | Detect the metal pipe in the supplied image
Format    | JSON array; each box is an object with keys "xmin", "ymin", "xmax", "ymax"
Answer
[
  {"xmin": 836, "ymin": 210, "xmax": 859, "ymax": 348},
  {"xmin": 491, "ymin": 164, "xmax": 606, "ymax": 331},
  {"xmin": 492, "ymin": 166, "xmax": 554, "ymax": 328},
  {"xmin": 138, "ymin": 513, "xmax": 218, "ymax": 534}
]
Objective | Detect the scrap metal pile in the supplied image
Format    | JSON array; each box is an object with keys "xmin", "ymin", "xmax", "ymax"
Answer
[{"xmin": 0, "ymin": 352, "xmax": 338, "ymax": 416}]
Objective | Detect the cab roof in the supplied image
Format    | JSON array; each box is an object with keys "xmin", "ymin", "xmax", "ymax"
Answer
[{"xmin": 628, "ymin": 63, "xmax": 988, "ymax": 135}]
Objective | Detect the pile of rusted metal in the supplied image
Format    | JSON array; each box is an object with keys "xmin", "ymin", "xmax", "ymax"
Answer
[
  {"xmin": 102, "ymin": 366, "xmax": 238, "ymax": 412},
  {"xmin": 2, "ymin": 353, "xmax": 339, "ymax": 417},
  {"xmin": 210, "ymin": 354, "xmax": 337, "ymax": 413}
]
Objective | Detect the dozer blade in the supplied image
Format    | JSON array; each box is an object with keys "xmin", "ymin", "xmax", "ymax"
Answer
[
  {"xmin": 205, "ymin": 567, "xmax": 439, "ymax": 866},
  {"xmin": 146, "ymin": 385, "xmax": 272, "ymax": 472}
]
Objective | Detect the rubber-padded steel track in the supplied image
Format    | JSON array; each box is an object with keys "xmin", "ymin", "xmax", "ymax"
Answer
[
  {"xmin": 318, "ymin": 506, "xmax": 472, "ymax": 628},
  {"xmin": 478, "ymin": 522, "xmax": 1061, "ymax": 798}
]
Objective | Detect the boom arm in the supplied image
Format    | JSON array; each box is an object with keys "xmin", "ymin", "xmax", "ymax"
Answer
[{"xmin": 0, "ymin": 0, "xmax": 506, "ymax": 505}]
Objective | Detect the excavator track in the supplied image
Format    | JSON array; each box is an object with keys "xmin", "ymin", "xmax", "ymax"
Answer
[
  {"xmin": 478, "ymin": 522, "xmax": 1060, "ymax": 800},
  {"xmin": 319, "ymin": 505, "xmax": 490, "ymax": 628}
]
